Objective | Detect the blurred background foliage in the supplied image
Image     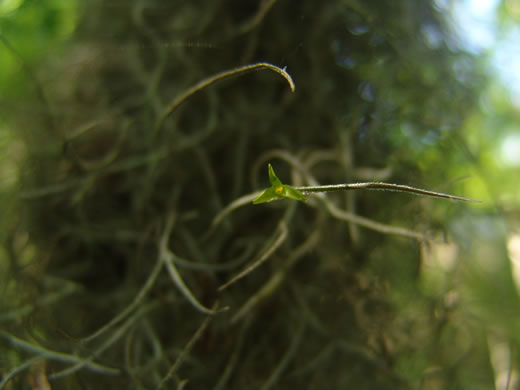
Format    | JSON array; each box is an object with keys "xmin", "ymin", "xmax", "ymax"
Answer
[{"xmin": 1, "ymin": 0, "xmax": 520, "ymax": 389}]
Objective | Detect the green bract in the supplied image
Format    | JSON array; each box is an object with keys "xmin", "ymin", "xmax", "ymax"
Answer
[{"xmin": 253, "ymin": 164, "xmax": 306, "ymax": 204}]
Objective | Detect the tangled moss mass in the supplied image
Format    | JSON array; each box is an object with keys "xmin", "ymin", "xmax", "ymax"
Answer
[{"xmin": 1, "ymin": 1, "xmax": 494, "ymax": 389}]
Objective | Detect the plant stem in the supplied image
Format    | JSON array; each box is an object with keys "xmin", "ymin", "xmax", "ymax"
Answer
[{"xmin": 294, "ymin": 182, "xmax": 479, "ymax": 202}]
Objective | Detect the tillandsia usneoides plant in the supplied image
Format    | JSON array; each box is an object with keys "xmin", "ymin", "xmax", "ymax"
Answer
[
  {"xmin": 217, "ymin": 162, "xmax": 478, "ymax": 292},
  {"xmin": 253, "ymin": 164, "xmax": 479, "ymax": 204}
]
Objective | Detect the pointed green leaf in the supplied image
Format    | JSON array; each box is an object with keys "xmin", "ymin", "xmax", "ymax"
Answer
[
  {"xmin": 281, "ymin": 185, "xmax": 306, "ymax": 201},
  {"xmin": 253, "ymin": 188, "xmax": 279, "ymax": 204},
  {"xmin": 268, "ymin": 163, "xmax": 283, "ymax": 188}
]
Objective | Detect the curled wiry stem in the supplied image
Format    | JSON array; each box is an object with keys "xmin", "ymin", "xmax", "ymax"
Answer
[
  {"xmin": 160, "ymin": 212, "xmax": 223, "ymax": 314},
  {"xmin": 218, "ymin": 221, "xmax": 288, "ymax": 291},
  {"xmin": 156, "ymin": 62, "xmax": 295, "ymax": 133}
]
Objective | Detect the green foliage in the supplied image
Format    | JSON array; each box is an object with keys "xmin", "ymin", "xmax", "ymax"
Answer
[
  {"xmin": 253, "ymin": 164, "xmax": 306, "ymax": 204},
  {"xmin": 0, "ymin": 0, "xmax": 77, "ymax": 93}
]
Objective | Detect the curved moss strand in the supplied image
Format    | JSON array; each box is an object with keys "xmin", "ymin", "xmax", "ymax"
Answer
[
  {"xmin": 19, "ymin": 149, "xmax": 169, "ymax": 200},
  {"xmin": 80, "ymin": 193, "xmax": 179, "ymax": 343},
  {"xmin": 173, "ymin": 230, "xmax": 259, "ymax": 272},
  {"xmin": 230, "ymin": 228, "xmax": 320, "ymax": 324},
  {"xmin": 123, "ymin": 324, "xmax": 140, "ymax": 387},
  {"xmin": 237, "ymin": 0, "xmax": 279, "ymax": 34},
  {"xmin": 210, "ymin": 192, "xmax": 261, "ymax": 230},
  {"xmin": 218, "ymin": 221, "xmax": 288, "ymax": 291},
  {"xmin": 159, "ymin": 212, "xmax": 223, "ymax": 315},
  {"xmin": 0, "ymin": 278, "xmax": 81, "ymax": 322},
  {"xmin": 50, "ymin": 304, "xmax": 157, "ymax": 379},
  {"xmin": 0, "ymin": 331, "xmax": 120, "ymax": 378},
  {"xmin": 163, "ymin": 252, "xmax": 223, "ymax": 315},
  {"xmin": 124, "ymin": 320, "xmax": 166, "ymax": 383},
  {"xmin": 0, "ymin": 357, "xmax": 45, "ymax": 390},
  {"xmin": 155, "ymin": 62, "xmax": 295, "ymax": 134},
  {"xmin": 80, "ymin": 243, "xmax": 164, "ymax": 343},
  {"xmin": 325, "ymin": 200, "xmax": 427, "ymax": 241}
]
